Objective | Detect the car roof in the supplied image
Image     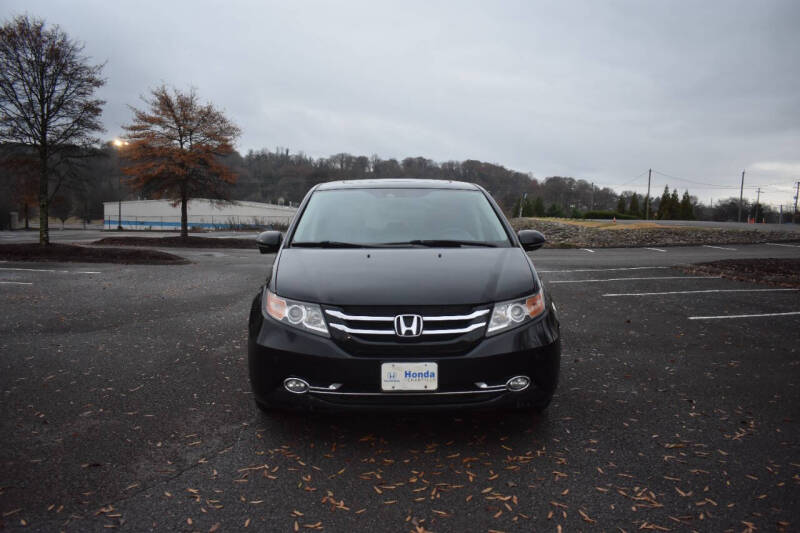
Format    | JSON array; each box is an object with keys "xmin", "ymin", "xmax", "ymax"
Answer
[{"xmin": 315, "ymin": 179, "xmax": 480, "ymax": 191}]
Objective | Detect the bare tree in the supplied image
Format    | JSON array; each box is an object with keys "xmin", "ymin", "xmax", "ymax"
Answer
[
  {"xmin": 0, "ymin": 15, "xmax": 105, "ymax": 244},
  {"xmin": 122, "ymin": 85, "xmax": 241, "ymax": 238}
]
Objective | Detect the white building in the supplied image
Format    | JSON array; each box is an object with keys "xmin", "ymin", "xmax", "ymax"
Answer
[{"xmin": 103, "ymin": 198, "xmax": 296, "ymax": 231}]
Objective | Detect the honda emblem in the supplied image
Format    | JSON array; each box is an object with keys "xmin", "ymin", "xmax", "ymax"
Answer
[{"xmin": 394, "ymin": 314, "xmax": 423, "ymax": 337}]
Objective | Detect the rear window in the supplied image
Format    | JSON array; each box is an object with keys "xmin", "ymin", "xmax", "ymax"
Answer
[{"xmin": 291, "ymin": 188, "xmax": 510, "ymax": 246}]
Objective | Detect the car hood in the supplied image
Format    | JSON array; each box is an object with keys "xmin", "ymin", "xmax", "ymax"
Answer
[{"xmin": 274, "ymin": 248, "xmax": 536, "ymax": 306}]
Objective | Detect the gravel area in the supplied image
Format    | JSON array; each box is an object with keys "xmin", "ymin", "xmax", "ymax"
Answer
[
  {"xmin": 680, "ymin": 258, "xmax": 800, "ymax": 288},
  {"xmin": 0, "ymin": 243, "xmax": 188, "ymax": 264},
  {"xmin": 512, "ymin": 218, "xmax": 800, "ymax": 248}
]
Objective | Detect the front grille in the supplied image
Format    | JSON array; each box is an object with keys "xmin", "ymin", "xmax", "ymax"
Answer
[{"xmin": 323, "ymin": 305, "xmax": 490, "ymax": 357}]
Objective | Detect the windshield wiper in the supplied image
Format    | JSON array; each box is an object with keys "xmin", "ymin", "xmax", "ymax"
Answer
[
  {"xmin": 291, "ymin": 241, "xmax": 373, "ymax": 248},
  {"xmin": 384, "ymin": 239, "xmax": 498, "ymax": 248}
]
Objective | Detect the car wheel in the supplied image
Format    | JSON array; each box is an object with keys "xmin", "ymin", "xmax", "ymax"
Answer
[
  {"xmin": 514, "ymin": 394, "xmax": 553, "ymax": 413},
  {"xmin": 255, "ymin": 399, "xmax": 274, "ymax": 413}
]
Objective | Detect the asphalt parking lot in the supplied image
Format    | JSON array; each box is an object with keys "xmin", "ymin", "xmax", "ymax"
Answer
[{"xmin": 1, "ymin": 243, "xmax": 799, "ymax": 532}]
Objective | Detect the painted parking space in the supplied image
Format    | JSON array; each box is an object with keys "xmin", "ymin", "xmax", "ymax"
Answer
[
  {"xmin": 543, "ymin": 267, "xmax": 800, "ymax": 326},
  {"xmin": 603, "ymin": 288, "xmax": 799, "ymax": 297}
]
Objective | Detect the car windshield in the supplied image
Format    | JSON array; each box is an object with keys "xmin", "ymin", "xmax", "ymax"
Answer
[{"xmin": 291, "ymin": 188, "xmax": 511, "ymax": 247}]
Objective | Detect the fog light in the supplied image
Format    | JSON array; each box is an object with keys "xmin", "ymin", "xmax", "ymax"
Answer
[
  {"xmin": 283, "ymin": 377, "xmax": 310, "ymax": 394},
  {"xmin": 506, "ymin": 375, "xmax": 530, "ymax": 392}
]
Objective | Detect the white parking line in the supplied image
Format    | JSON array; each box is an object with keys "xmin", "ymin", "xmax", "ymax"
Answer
[
  {"xmin": 689, "ymin": 311, "xmax": 800, "ymax": 320},
  {"xmin": 604, "ymin": 288, "xmax": 799, "ymax": 297},
  {"xmin": 0, "ymin": 267, "xmax": 61, "ymax": 273},
  {"xmin": 581, "ymin": 248, "xmax": 595, "ymax": 253},
  {"xmin": 645, "ymin": 247, "xmax": 666, "ymax": 252},
  {"xmin": 549, "ymin": 276, "xmax": 720, "ymax": 284},
  {"xmin": 0, "ymin": 267, "xmax": 100, "ymax": 274},
  {"xmin": 538, "ymin": 266, "xmax": 672, "ymax": 273},
  {"xmin": 0, "ymin": 281, "xmax": 32, "ymax": 285},
  {"xmin": 703, "ymin": 245, "xmax": 737, "ymax": 251},
  {"xmin": 765, "ymin": 243, "xmax": 800, "ymax": 248}
]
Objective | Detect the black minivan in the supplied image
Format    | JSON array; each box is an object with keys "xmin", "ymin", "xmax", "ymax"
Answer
[{"xmin": 248, "ymin": 179, "xmax": 560, "ymax": 412}]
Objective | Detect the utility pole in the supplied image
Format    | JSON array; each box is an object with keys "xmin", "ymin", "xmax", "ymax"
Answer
[
  {"xmin": 754, "ymin": 187, "xmax": 761, "ymax": 223},
  {"xmin": 518, "ymin": 192, "xmax": 527, "ymax": 218},
  {"xmin": 794, "ymin": 181, "xmax": 799, "ymax": 224},
  {"xmin": 590, "ymin": 182, "xmax": 595, "ymax": 210},
  {"xmin": 737, "ymin": 170, "xmax": 745, "ymax": 223},
  {"xmin": 645, "ymin": 169, "xmax": 652, "ymax": 220}
]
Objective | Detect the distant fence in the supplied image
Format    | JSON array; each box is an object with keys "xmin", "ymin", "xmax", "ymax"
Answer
[{"xmin": 104, "ymin": 214, "xmax": 293, "ymax": 231}]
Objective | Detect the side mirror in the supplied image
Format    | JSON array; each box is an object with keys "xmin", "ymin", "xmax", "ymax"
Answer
[
  {"xmin": 256, "ymin": 231, "xmax": 283, "ymax": 254},
  {"xmin": 517, "ymin": 230, "xmax": 546, "ymax": 251}
]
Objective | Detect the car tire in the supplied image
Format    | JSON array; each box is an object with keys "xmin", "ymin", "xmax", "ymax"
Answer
[
  {"xmin": 255, "ymin": 399, "xmax": 274, "ymax": 413},
  {"xmin": 514, "ymin": 394, "xmax": 552, "ymax": 413}
]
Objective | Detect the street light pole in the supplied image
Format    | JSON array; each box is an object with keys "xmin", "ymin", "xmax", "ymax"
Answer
[
  {"xmin": 117, "ymin": 174, "xmax": 123, "ymax": 230},
  {"xmin": 112, "ymin": 138, "xmax": 129, "ymax": 231}
]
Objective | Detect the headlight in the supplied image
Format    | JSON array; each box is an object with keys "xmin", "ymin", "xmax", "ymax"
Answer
[
  {"xmin": 487, "ymin": 292, "xmax": 546, "ymax": 336},
  {"xmin": 263, "ymin": 288, "xmax": 329, "ymax": 337}
]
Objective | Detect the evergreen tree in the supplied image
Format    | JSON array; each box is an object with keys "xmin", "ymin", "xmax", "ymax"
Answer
[
  {"xmin": 521, "ymin": 198, "xmax": 536, "ymax": 217},
  {"xmin": 656, "ymin": 186, "xmax": 671, "ymax": 219},
  {"xmin": 533, "ymin": 196, "xmax": 545, "ymax": 216},
  {"xmin": 629, "ymin": 193, "xmax": 640, "ymax": 218},
  {"xmin": 546, "ymin": 203, "xmax": 564, "ymax": 217},
  {"xmin": 679, "ymin": 191, "xmax": 694, "ymax": 220},
  {"xmin": 616, "ymin": 196, "xmax": 627, "ymax": 214},
  {"xmin": 668, "ymin": 189, "xmax": 680, "ymax": 219}
]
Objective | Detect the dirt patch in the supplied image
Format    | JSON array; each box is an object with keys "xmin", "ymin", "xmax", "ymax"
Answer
[
  {"xmin": 554, "ymin": 219, "xmax": 672, "ymax": 230},
  {"xmin": 680, "ymin": 258, "xmax": 800, "ymax": 288},
  {"xmin": 0, "ymin": 243, "xmax": 189, "ymax": 265},
  {"xmin": 512, "ymin": 218, "xmax": 800, "ymax": 248},
  {"xmin": 92, "ymin": 236, "xmax": 257, "ymax": 249}
]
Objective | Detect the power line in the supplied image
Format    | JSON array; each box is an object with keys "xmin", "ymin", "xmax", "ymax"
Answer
[
  {"xmin": 597, "ymin": 170, "xmax": 649, "ymax": 189},
  {"xmin": 652, "ymin": 169, "xmax": 760, "ymax": 189},
  {"xmin": 613, "ymin": 169, "xmax": 650, "ymax": 188}
]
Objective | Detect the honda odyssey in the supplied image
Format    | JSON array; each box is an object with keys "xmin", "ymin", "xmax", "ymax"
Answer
[{"xmin": 248, "ymin": 179, "xmax": 560, "ymax": 411}]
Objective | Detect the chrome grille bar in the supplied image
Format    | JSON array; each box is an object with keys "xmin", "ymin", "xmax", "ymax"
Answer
[
  {"xmin": 325, "ymin": 310, "xmax": 393, "ymax": 321},
  {"xmin": 328, "ymin": 322, "xmax": 486, "ymax": 336},
  {"xmin": 423, "ymin": 309, "xmax": 490, "ymax": 321},
  {"xmin": 325, "ymin": 309, "xmax": 489, "ymax": 322},
  {"xmin": 328, "ymin": 324, "xmax": 395, "ymax": 335}
]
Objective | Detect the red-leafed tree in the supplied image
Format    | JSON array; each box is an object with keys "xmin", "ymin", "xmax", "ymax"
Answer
[{"xmin": 121, "ymin": 86, "xmax": 241, "ymax": 238}]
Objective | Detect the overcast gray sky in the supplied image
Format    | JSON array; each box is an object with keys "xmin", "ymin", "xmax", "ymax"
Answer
[{"xmin": 4, "ymin": 0, "xmax": 799, "ymax": 206}]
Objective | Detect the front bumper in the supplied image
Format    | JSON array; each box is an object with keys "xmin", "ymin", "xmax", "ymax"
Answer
[{"xmin": 247, "ymin": 298, "xmax": 561, "ymax": 411}]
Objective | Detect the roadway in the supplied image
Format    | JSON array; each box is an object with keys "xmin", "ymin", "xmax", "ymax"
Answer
[{"xmin": 0, "ymin": 244, "xmax": 798, "ymax": 531}]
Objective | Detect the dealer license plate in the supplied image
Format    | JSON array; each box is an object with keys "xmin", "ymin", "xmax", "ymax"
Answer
[{"xmin": 381, "ymin": 362, "xmax": 438, "ymax": 391}]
